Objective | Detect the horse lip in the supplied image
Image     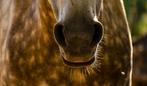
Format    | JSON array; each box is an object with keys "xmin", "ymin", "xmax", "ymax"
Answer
[{"xmin": 62, "ymin": 56, "xmax": 95, "ymax": 67}]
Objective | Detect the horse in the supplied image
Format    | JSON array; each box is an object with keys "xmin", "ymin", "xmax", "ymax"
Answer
[{"xmin": 0, "ymin": 0, "xmax": 133, "ymax": 86}]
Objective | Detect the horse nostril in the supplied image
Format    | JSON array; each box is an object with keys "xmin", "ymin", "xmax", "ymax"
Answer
[
  {"xmin": 90, "ymin": 22, "xmax": 103, "ymax": 46},
  {"xmin": 53, "ymin": 23, "xmax": 66, "ymax": 47}
]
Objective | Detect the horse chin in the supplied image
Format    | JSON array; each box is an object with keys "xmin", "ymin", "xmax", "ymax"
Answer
[{"xmin": 62, "ymin": 55, "xmax": 100, "ymax": 83}]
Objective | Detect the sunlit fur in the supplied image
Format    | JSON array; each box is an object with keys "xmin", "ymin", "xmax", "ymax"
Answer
[{"xmin": 0, "ymin": 0, "xmax": 132, "ymax": 86}]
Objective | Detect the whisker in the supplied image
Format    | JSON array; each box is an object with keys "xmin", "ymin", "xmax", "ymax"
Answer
[
  {"xmin": 86, "ymin": 67, "xmax": 91, "ymax": 76},
  {"xmin": 69, "ymin": 68, "xmax": 72, "ymax": 81},
  {"xmin": 83, "ymin": 68, "xmax": 88, "ymax": 78}
]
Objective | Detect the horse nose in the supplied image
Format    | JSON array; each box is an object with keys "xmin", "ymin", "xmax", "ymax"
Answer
[{"xmin": 53, "ymin": 22, "xmax": 103, "ymax": 48}]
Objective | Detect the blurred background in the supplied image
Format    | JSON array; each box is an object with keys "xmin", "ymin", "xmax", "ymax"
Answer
[
  {"xmin": 124, "ymin": 0, "xmax": 147, "ymax": 38},
  {"xmin": 124, "ymin": 0, "xmax": 147, "ymax": 86}
]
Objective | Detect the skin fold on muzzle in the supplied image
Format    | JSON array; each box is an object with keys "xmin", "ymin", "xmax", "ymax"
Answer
[{"xmin": 50, "ymin": 0, "xmax": 103, "ymax": 67}]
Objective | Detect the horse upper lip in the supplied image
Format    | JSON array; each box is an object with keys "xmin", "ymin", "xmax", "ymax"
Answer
[{"xmin": 62, "ymin": 56, "xmax": 95, "ymax": 67}]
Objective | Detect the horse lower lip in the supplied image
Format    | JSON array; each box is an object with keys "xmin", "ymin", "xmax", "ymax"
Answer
[{"xmin": 62, "ymin": 56, "xmax": 95, "ymax": 67}]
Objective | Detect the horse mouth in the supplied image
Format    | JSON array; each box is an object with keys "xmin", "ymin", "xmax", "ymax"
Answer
[{"xmin": 62, "ymin": 56, "xmax": 95, "ymax": 67}]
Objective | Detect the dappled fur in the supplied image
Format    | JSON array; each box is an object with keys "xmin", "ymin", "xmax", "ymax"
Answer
[{"xmin": 0, "ymin": 0, "xmax": 132, "ymax": 86}]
